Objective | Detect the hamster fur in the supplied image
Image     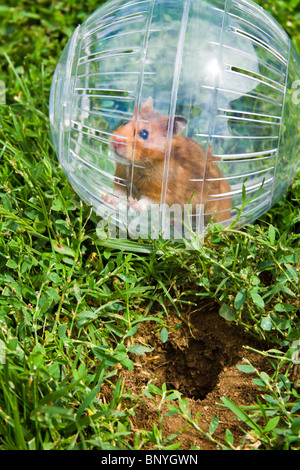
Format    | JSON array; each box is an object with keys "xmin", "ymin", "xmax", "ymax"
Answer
[{"xmin": 109, "ymin": 97, "xmax": 231, "ymax": 224}]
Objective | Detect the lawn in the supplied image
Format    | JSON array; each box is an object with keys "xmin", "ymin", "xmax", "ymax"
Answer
[{"xmin": 0, "ymin": 0, "xmax": 300, "ymax": 450}]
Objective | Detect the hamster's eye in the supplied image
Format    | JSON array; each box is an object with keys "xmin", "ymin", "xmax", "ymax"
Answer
[{"xmin": 139, "ymin": 129, "xmax": 149, "ymax": 140}]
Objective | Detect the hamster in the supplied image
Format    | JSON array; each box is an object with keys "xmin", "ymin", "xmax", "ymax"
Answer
[{"xmin": 109, "ymin": 97, "xmax": 231, "ymax": 224}]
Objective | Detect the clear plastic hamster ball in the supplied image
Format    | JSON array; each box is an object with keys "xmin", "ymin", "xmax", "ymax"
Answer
[{"xmin": 49, "ymin": 0, "xmax": 300, "ymax": 239}]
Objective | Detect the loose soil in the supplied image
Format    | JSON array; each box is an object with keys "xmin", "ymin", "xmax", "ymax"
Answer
[{"xmin": 120, "ymin": 301, "xmax": 272, "ymax": 450}]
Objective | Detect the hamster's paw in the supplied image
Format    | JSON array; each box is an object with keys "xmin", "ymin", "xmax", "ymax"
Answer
[
  {"xmin": 102, "ymin": 193, "xmax": 119, "ymax": 207},
  {"xmin": 128, "ymin": 197, "xmax": 152, "ymax": 212}
]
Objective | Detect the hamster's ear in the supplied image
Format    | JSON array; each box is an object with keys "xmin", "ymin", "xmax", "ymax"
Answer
[
  {"xmin": 140, "ymin": 96, "xmax": 153, "ymax": 114},
  {"xmin": 144, "ymin": 96, "xmax": 153, "ymax": 109},
  {"xmin": 160, "ymin": 115, "xmax": 188, "ymax": 137},
  {"xmin": 173, "ymin": 116, "xmax": 187, "ymax": 136}
]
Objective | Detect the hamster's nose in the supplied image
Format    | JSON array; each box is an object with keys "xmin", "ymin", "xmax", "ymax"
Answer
[
  {"xmin": 113, "ymin": 135, "xmax": 125, "ymax": 143},
  {"xmin": 110, "ymin": 135, "xmax": 128, "ymax": 157},
  {"xmin": 111, "ymin": 135, "xmax": 126, "ymax": 148}
]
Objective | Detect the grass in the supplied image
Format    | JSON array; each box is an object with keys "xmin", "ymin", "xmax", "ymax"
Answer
[{"xmin": 0, "ymin": 0, "xmax": 300, "ymax": 450}]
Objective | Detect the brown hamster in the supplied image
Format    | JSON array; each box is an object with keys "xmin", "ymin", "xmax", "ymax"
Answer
[{"xmin": 109, "ymin": 97, "xmax": 231, "ymax": 224}]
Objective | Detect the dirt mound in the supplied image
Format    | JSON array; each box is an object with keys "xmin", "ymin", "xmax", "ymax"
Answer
[{"xmin": 121, "ymin": 302, "xmax": 270, "ymax": 450}]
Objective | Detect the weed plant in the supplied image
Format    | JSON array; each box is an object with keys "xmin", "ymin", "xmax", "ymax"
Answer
[{"xmin": 0, "ymin": 0, "xmax": 299, "ymax": 450}]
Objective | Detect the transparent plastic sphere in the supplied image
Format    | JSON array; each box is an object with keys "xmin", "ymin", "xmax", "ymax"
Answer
[{"xmin": 49, "ymin": 0, "xmax": 300, "ymax": 238}]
